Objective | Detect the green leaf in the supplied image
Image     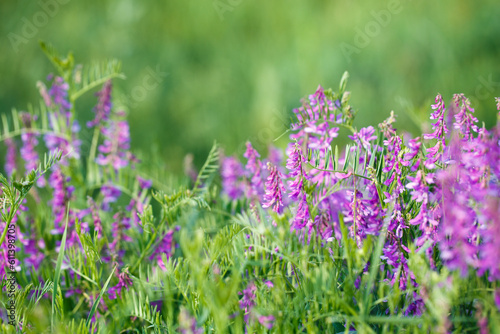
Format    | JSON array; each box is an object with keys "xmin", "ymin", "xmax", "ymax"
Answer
[
  {"xmin": 71, "ymin": 59, "xmax": 125, "ymax": 101},
  {"xmin": 40, "ymin": 41, "xmax": 74, "ymax": 78},
  {"xmin": 86, "ymin": 266, "xmax": 117, "ymax": 327},
  {"xmin": 339, "ymin": 71, "xmax": 349, "ymax": 94},
  {"xmin": 192, "ymin": 141, "xmax": 219, "ymax": 196}
]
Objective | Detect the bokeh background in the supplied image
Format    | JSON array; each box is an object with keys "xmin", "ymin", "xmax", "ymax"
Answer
[{"xmin": 1, "ymin": 0, "xmax": 499, "ymax": 172}]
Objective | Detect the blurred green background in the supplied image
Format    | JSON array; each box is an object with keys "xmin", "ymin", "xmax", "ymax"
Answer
[{"xmin": 1, "ymin": 0, "xmax": 499, "ymax": 172}]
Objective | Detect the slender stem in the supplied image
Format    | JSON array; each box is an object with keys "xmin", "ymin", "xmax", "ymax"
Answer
[
  {"xmin": 130, "ymin": 229, "xmax": 161, "ymax": 273},
  {"xmin": 70, "ymin": 73, "xmax": 125, "ymax": 102},
  {"xmin": 87, "ymin": 126, "xmax": 101, "ymax": 184},
  {"xmin": 0, "ymin": 129, "xmax": 71, "ymax": 142},
  {"xmin": 305, "ymin": 162, "xmax": 371, "ymax": 180},
  {"xmin": 353, "ymin": 175, "xmax": 357, "ymax": 238}
]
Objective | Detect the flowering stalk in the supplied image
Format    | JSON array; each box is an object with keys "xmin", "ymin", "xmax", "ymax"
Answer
[
  {"xmin": 262, "ymin": 162, "xmax": 285, "ymax": 214},
  {"xmin": 243, "ymin": 142, "xmax": 264, "ymax": 201},
  {"xmin": 452, "ymin": 93, "xmax": 478, "ymax": 141},
  {"xmin": 423, "ymin": 94, "xmax": 448, "ymax": 169}
]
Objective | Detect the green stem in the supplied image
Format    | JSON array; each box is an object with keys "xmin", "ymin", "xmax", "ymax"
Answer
[
  {"xmin": 87, "ymin": 126, "xmax": 100, "ymax": 184},
  {"xmin": 305, "ymin": 162, "xmax": 371, "ymax": 180}
]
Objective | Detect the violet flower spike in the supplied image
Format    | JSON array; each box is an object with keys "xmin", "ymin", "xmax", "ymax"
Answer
[
  {"xmin": 262, "ymin": 162, "xmax": 285, "ymax": 214},
  {"xmin": 243, "ymin": 141, "xmax": 264, "ymax": 199},
  {"xmin": 286, "ymin": 143, "xmax": 306, "ymax": 201},
  {"xmin": 406, "ymin": 171, "xmax": 439, "ymax": 249},
  {"xmin": 88, "ymin": 197, "xmax": 103, "ymax": 238},
  {"xmin": 101, "ymin": 184, "xmax": 121, "ymax": 211},
  {"xmin": 37, "ymin": 81, "xmax": 52, "ymax": 108},
  {"xmin": 106, "ymin": 212, "xmax": 133, "ymax": 264},
  {"xmin": 438, "ymin": 166, "xmax": 479, "ymax": 277},
  {"xmin": 423, "ymin": 94, "xmax": 448, "ymax": 169},
  {"xmin": 401, "ymin": 137, "xmax": 421, "ymax": 172},
  {"xmin": 258, "ymin": 315, "xmax": 275, "ymax": 330},
  {"xmin": 348, "ymin": 126, "xmax": 377, "ymax": 150},
  {"xmin": 48, "ymin": 167, "xmax": 74, "ymax": 230},
  {"xmin": 4, "ymin": 138, "xmax": 17, "ymax": 178},
  {"xmin": 108, "ymin": 268, "xmax": 133, "ymax": 300},
  {"xmin": 96, "ymin": 120, "xmax": 136, "ymax": 171},
  {"xmin": 291, "ymin": 192, "xmax": 310, "ymax": 232},
  {"xmin": 452, "ymin": 93, "xmax": 478, "ymax": 141},
  {"xmin": 19, "ymin": 113, "xmax": 44, "ymax": 186},
  {"xmin": 48, "ymin": 76, "xmax": 72, "ymax": 117},
  {"xmin": 88, "ymin": 80, "xmax": 113, "ymax": 128},
  {"xmin": 178, "ymin": 308, "xmax": 203, "ymax": 334},
  {"xmin": 150, "ymin": 226, "xmax": 180, "ymax": 271},
  {"xmin": 221, "ymin": 156, "xmax": 245, "ymax": 200},
  {"xmin": 239, "ymin": 282, "xmax": 257, "ymax": 324}
]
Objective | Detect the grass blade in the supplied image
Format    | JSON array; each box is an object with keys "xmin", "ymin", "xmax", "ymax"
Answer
[
  {"xmin": 52, "ymin": 206, "xmax": 70, "ymax": 332},
  {"xmin": 86, "ymin": 266, "xmax": 117, "ymax": 327}
]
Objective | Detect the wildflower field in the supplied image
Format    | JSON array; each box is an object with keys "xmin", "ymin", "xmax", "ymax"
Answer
[{"xmin": 0, "ymin": 44, "xmax": 500, "ymax": 333}]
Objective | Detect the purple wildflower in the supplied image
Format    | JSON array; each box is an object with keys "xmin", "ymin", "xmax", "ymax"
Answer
[
  {"xmin": 178, "ymin": 308, "xmax": 203, "ymax": 334},
  {"xmin": 37, "ymin": 81, "xmax": 52, "ymax": 108},
  {"xmin": 88, "ymin": 80, "xmax": 113, "ymax": 128},
  {"xmin": 108, "ymin": 268, "xmax": 133, "ymax": 299},
  {"xmin": 262, "ymin": 163, "xmax": 285, "ymax": 214},
  {"xmin": 42, "ymin": 76, "xmax": 81, "ymax": 162},
  {"xmin": 286, "ymin": 143, "xmax": 306, "ymax": 201},
  {"xmin": 478, "ymin": 196, "xmax": 500, "ymax": 280},
  {"xmin": 150, "ymin": 226, "xmax": 180, "ymax": 271},
  {"xmin": 87, "ymin": 197, "xmax": 103, "ymax": 238},
  {"xmin": 438, "ymin": 165, "xmax": 478, "ymax": 277},
  {"xmin": 4, "ymin": 138, "xmax": 17, "ymax": 177},
  {"xmin": 19, "ymin": 113, "xmax": 43, "ymax": 185},
  {"xmin": 304, "ymin": 121, "xmax": 339, "ymax": 151},
  {"xmin": 406, "ymin": 171, "xmax": 439, "ymax": 250},
  {"xmin": 126, "ymin": 175, "xmax": 152, "ymax": 225},
  {"xmin": 221, "ymin": 156, "xmax": 245, "ymax": 200},
  {"xmin": 243, "ymin": 142, "xmax": 264, "ymax": 200},
  {"xmin": 23, "ymin": 231, "xmax": 45, "ymax": 271},
  {"xmin": 137, "ymin": 175, "xmax": 153, "ymax": 189},
  {"xmin": 423, "ymin": 94, "xmax": 448, "ymax": 169},
  {"xmin": 263, "ymin": 280, "xmax": 273, "ymax": 288},
  {"xmin": 44, "ymin": 132, "xmax": 79, "ymax": 164},
  {"xmin": 258, "ymin": 315, "xmax": 275, "ymax": 330},
  {"xmin": 349, "ymin": 126, "xmax": 377, "ymax": 150},
  {"xmin": 343, "ymin": 180, "xmax": 384, "ymax": 245},
  {"xmin": 382, "ymin": 133, "xmax": 404, "ymax": 196},
  {"xmin": 0, "ymin": 204, "xmax": 27, "ymax": 276},
  {"xmin": 475, "ymin": 304, "xmax": 489, "ymax": 334},
  {"xmin": 49, "ymin": 168, "xmax": 74, "ymax": 231},
  {"xmin": 452, "ymin": 94, "xmax": 478, "ymax": 141},
  {"xmin": 401, "ymin": 137, "xmax": 421, "ymax": 172},
  {"xmin": 47, "ymin": 75, "xmax": 72, "ymax": 117},
  {"xmin": 239, "ymin": 282, "xmax": 257, "ymax": 323},
  {"xmin": 314, "ymin": 191, "xmax": 347, "ymax": 242},
  {"xmin": 100, "ymin": 184, "xmax": 121, "ymax": 211},
  {"xmin": 403, "ymin": 291, "xmax": 425, "ymax": 316},
  {"xmin": 291, "ymin": 192, "xmax": 310, "ymax": 232},
  {"xmin": 106, "ymin": 212, "xmax": 133, "ymax": 264},
  {"xmin": 290, "ymin": 85, "xmax": 342, "ymax": 153},
  {"xmin": 379, "ymin": 112, "xmax": 404, "ymax": 196},
  {"xmin": 96, "ymin": 119, "xmax": 136, "ymax": 171}
]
